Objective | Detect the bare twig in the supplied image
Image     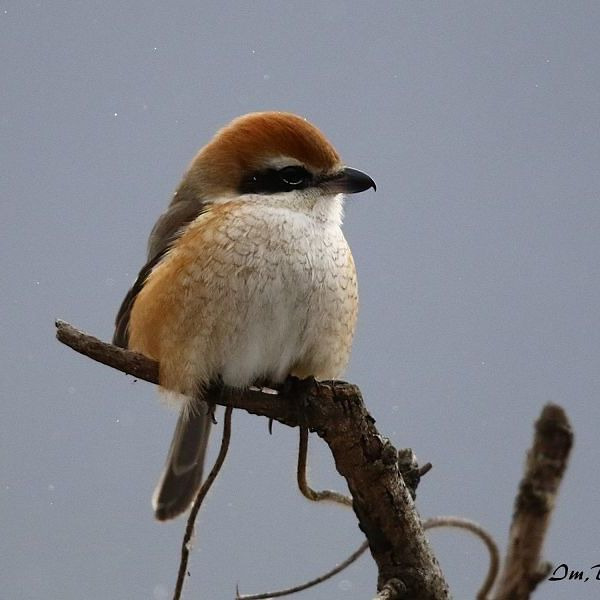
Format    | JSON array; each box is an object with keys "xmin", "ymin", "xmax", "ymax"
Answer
[
  {"xmin": 373, "ymin": 578, "xmax": 407, "ymax": 600},
  {"xmin": 423, "ymin": 516, "xmax": 500, "ymax": 600},
  {"xmin": 492, "ymin": 404, "xmax": 573, "ymax": 600},
  {"xmin": 55, "ymin": 319, "xmax": 158, "ymax": 383},
  {"xmin": 297, "ymin": 426, "xmax": 352, "ymax": 506},
  {"xmin": 234, "ymin": 427, "xmax": 366, "ymax": 599},
  {"xmin": 243, "ymin": 430, "xmax": 440, "ymax": 600},
  {"xmin": 173, "ymin": 406, "xmax": 234, "ymax": 600},
  {"xmin": 236, "ymin": 541, "xmax": 369, "ymax": 599},
  {"xmin": 56, "ymin": 319, "xmax": 450, "ymax": 599}
]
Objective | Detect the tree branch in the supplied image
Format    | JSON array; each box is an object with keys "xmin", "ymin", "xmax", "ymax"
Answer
[
  {"xmin": 56, "ymin": 319, "xmax": 159, "ymax": 383},
  {"xmin": 492, "ymin": 404, "xmax": 573, "ymax": 600},
  {"xmin": 55, "ymin": 319, "xmax": 449, "ymax": 599}
]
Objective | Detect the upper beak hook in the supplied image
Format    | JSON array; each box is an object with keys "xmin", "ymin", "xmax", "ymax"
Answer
[{"xmin": 323, "ymin": 167, "xmax": 376, "ymax": 194}]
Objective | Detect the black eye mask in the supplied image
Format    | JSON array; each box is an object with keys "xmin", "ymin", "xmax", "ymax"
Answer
[{"xmin": 239, "ymin": 165, "xmax": 314, "ymax": 194}]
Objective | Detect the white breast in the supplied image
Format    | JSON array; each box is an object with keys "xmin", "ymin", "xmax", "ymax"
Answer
[
  {"xmin": 141, "ymin": 191, "xmax": 358, "ymax": 402},
  {"xmin": 216, "ymin": 196, "xmax": 356, "ymax": 387}
]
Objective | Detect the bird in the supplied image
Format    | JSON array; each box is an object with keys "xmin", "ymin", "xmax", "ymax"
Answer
[{"xmin": 113, "ymin": 111, "xmax": 375, "ymax": 521}]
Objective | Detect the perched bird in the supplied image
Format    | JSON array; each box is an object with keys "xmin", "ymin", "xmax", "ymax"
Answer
[{"xmin": 113, "ymin": 111, "xmax": 375, "ymax": 520}]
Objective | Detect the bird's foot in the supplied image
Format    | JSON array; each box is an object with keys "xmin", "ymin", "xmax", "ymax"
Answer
[
  {"xmin": 206, "ymin": 401, "xmax": 218, "ymax": 425},
  {"xmin": 283, "ymin": 375, "xmax": 317, "ymax": 428}
]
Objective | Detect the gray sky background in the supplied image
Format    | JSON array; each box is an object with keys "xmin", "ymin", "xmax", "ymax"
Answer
[{"xmin": 2, "ymin": 2, "xmax": 599, "ymax": 599}]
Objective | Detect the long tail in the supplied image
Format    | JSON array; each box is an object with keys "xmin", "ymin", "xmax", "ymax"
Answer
[{"xmin": 152, "ymin": 404, "xmax": 212, "ymax": 521}]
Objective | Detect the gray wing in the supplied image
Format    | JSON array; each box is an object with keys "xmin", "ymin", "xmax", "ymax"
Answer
[
  {"xmin": 113, "ymin": 192, "xmax": 213, "ymax": 521},
  {"xmin": 113, "ymin": 198, "xmax": 208, "ymax": 347}
]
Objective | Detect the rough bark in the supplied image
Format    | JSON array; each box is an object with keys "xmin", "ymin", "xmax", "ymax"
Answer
[
  {"xmin": 492, "ymin": 404, "xmax": 573, "ymax": 599},
  {"xmin": 56, "ymin": 319, "xmax": 449, "ymax": 599}
]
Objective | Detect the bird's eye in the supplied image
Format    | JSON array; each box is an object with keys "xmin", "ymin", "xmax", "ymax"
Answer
[
  {"xmin": 278, "ymin": 166, "xmax": 310, "ymax": 186},
  {"xmin": 239, "ymin": 165, "xmax": 313, "ymax": 195}
]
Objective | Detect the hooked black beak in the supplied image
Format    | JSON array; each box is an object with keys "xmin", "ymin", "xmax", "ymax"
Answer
[{"xmin": 322, "ymin": 167, "xmax": 376, "ymax": 195}]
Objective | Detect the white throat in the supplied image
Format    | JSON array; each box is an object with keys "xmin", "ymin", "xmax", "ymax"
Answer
[{"xmin": 212, "ymin": 189, "xmax": 345, "ymax": 226}]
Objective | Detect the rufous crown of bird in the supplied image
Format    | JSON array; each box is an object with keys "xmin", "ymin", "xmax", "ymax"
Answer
[{"xmin": 113, "ymin": 111, "xmax": 375, "ymax": 520}]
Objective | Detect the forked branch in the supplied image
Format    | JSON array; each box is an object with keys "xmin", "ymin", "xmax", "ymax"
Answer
[
  {"xmin": 56, "ymin": 319, "xmax": 449, "ymax": 599},
  {"xmin": 56, "ymin": 319, "xmax": 573, "ymax": 600}
]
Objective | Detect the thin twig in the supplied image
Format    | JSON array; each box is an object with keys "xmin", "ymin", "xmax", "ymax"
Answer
[
  {"xmin": 492, "ymin": 404, "xmax": 573, "ymax": 600},
  {"xmin": 423, "ymin": 516, "xmax": 500, "ymax": 600},
  {"xmin": 242, "ymin": 430, "xmax": 442, "ymax": 600},
  {"xmin": 236, "ymin": 540, "xmax": 369, "ymax": 600},
  {"xmin": 173, "ymin": 406, "xmax": 234, "ymax": 600},
  {"xmin": 297, "ymin": 426, "xmax": 352, "ymax": 507}
]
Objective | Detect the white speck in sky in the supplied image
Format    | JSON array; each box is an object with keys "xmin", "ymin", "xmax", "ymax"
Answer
[
  {"xmin": 114, "ymin": 112, "xmax": 118, "ymax": 117},
  {"xmin": 153, "ymin": 584, "xmax": 168, "ymax": 600}
]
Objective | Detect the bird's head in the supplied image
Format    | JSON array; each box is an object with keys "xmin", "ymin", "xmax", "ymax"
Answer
[{"xmin": 177, "ymin": 112, "xmax": 375, "ymax": 219}]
